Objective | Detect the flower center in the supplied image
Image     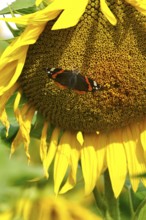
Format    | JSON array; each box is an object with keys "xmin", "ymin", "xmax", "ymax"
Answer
[{"xmin": 19, "ymin": 0, "xmax": 146, "ymax": 133}]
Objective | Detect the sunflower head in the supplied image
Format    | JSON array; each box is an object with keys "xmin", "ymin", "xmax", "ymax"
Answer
[
  {"xmin": 0, "ymin": 0, "xmax": 146, "ymax": 201},
  {"xmin": 18, "ymin": 0, "xmax": 146, "ymax": 133}
]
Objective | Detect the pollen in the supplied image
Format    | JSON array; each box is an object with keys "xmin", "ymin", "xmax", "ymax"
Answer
[{"xmin": 19, "ymin": 0, "xmax": 146, "ymax": 133}]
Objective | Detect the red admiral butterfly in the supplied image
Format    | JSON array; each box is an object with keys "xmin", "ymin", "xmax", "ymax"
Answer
[{"xmin": 46, "ymin": 67, "xmax": 102, "ymax": 94}]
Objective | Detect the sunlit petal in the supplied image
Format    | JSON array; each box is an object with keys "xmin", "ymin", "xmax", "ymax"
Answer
[
  {"xmin": 95, "ymin": 133, "xmax": 107, "ymax": 177},
  {"xmin": 122, "ymin": 124, "xmax": 146, "ymax": 191},
  {"xmin": 81, "ymin": 133, "xmax": 98, "ymax": 195},
  {"xmin": 59, "ymin": 132, "xmax": 81, "ymax": 193},
  {"xmin": 106, "ymin": 129, "xmax": 127, "ymax": 198},
  {"xmin": 100, "ymin": 0, "xmax": 117, "ymax": 25},
  {"xmin": 125, "ymin": 0, "xmax": 146, "ymax": 15},
  {"xmin": 41, "ymin": 127, "xmax": 59, "ymax": 178},
  {"xmin": 140, "ymin": 118, "xmax": 146, "ymax": 158},
  {"xmin": 54, "ymin": 131, "xmax": 72, "ymax": 194}
]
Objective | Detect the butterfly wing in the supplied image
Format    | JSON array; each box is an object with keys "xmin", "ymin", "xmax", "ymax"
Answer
[
  {"xmin": 46, "ymin": 68, "xmax": 97, "ymax": 93},
  {"xmin": 56, "ymin": 71, "xmax": 90, "ymax": 92},
  {"xmin": 73, "ymin": 73, "xmax": 89, "ymax": 92},
  {"xmin": 54, "ymin": 70, "xmax": 77, "ymax": 89},
  {"xmin": 47, "ymin": 68, "xmax": 64, "ymax": 79}
]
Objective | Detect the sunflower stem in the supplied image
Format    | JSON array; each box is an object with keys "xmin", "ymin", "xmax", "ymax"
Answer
[
  {"xmin": 132, "ymin": 197, "xmax": 146, "ymax": 220},
  {"xmin": 104, "ymin": 170, "xmax": 121, "ymax": 220},
  {"xmin": 127, "ymin": 185, "xmax": 135, "ymax": 218},
  {"xmin": 93, "ymin": 186, "xmax": 107, "ymax": 217}
]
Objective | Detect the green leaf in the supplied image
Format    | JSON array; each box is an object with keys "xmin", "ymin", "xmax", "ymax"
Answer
[
  {"xmin": 4, "ymin": 20, "xmax": 24, "ymax": 37},
  {"xmin": 0, "ymin": 0, "xmax": 36, "ymax": 15},
  {"xmin": 1, "ymin": 125, "xmax": 19, "ymax": 145},
  {"xmin": 134, "ymin": 184, "xmax": 146, "ymax": 200},
  {"xmin": 14, "ymin": 6, "xmax": 38, "ymax": 14},
  {"xmin": 0, "ymin": 40, "xmax": 9, "ymax": 54},
  {"xmin": 30, "ymin": 112, "xmax": 45, "ymax": 139},
  {"xmin": 138, "ymin": 203, "xmax": 146, "ymax": 220},
  {"xmin": 0, "ymin": 146, "xmax": 43, "ymax": 208}
]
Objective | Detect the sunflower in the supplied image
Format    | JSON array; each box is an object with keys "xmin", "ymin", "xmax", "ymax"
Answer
[
  {"xmin": 0, "ymin": 195, "xmax": 102, "ymax": 220},
  {"xmin": 0, "ymin": 0, "xmax": 146, "ymax": 201}
]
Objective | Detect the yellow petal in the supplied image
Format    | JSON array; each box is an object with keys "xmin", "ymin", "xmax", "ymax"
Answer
[
  {"xmin": 106, "ymin": 129, "xmax": 127, "ymax": 198},
  {"xmin": 0, "ymin": 211, "xmax": 13, "ymax": 220},
  {"xmin": 40, "ymin": 121, "xmax": 49, "ymax": 162},
  {"xmin": 59, "ymin": 132, "xmax": 81, "ymax": 193},
  {"xmin": 13, "ymin": 89, "xmax": 22, "ymax": 119},
  {"xmin": 0, "ymin": 25, "xmax": 45, "ymax": 65},
  {"xmin": 0, "ymin": 62, "xmax": 18, "ymax": 96},
  {"xmin": 15, "ymin": 198, "xmax": 32, "ymax": 220},
  {"xmin": 140, "ymin": 118, "xmax": 146, "ymax": 157},
  {"xmin": 0, "ymin": 109, "xmax": 9, "ymax": 137},
  {"xmin": 129, "ymin": 124, "xmax": 146, "ymax": 187},
  {"xmin": 0, "ymin": 83, "xmax": 19, "ymax": 110},
  {"xmin": 122, "ymin": 124, "xmax": 146, "ymax": 191},
  {"xmin": 76, "ymin": 131, "xmax": 84, "ymax": 145},
  {"xmin": 35, "ymin": 0, "xmax": 43, "ymax": 6},
  {"xmin": 0, "ymin": 0, "xmax": 88, "ymax": 29},
  {"xmin": 100, "ymin": 0, "xmax": 117, "ymax": 25},
  {"xmin": 54, "ymin": 131, "xmax": 72, "ymax": 194},
  {"xmin": 81, "ymin": 133, "xmax": 98, "ymax": 195},
  {"xmin": 11, "ymin": 130, "xmax": 23, "ymax": 156},
  {"xmin": 41, "ymin": 127, "xmax": 59, "ymax": 178},
  {"xmin": 6, "ymin": 56, "xmax": 26, "ymax": 94},
  {"xmin": 0, "ymin": 7, "xmax": 61, "ymax": 26},
  {"xmin": 0, "ymin": 25, "xmax": 45, "ymax": 95},
  {"xmin": 95, "ymin": 133, "xmax": 107, "ymax": 177},
  {"xmin": 0, "ymin": 83, "xmax": 18, "ymax": 136},
  {"xmin": 21, "ymin": 107, "xmax": 35, "ymax": 162},
  {"xmin": 12, "ymin": 91, "xmax": 35, "ymax": 161},
  {"xmin": 125, "ymin": 0, "xmax": 146, "ymax": 15},
  {"xmin": 50, "ymin": 0, "xmax": 89, "ymax": 29}
]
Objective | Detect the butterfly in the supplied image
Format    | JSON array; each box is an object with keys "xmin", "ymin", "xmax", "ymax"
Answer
[{"xmin": 46, "ymin": 67, "xmax": 102, "ymax": 94}]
